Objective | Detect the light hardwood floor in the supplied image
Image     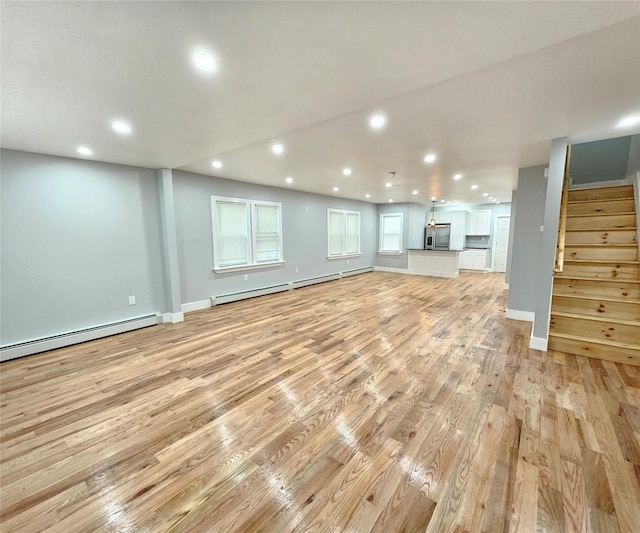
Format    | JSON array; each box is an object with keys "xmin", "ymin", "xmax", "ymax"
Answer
[{"xmin": 1, "ymin": 272, "xmax": 640, "ymax": 532}]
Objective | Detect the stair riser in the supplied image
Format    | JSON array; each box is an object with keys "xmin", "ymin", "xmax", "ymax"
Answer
[
  {"xmin": 564, "ymin": 246, "xmax": 638, "ymax": 261},
  {"xmin": 550, "ymin": 314, "xmax": 640, "ymax": 345},
  {"xmin": 567, "ymin": 198, "xmax": 636, "ymax": 215},
  {"xmin": 551, "ymin": 295, "xmax": 640, "ymax": 322},
  {"xmin": 565, "ymin": 230, "xmax": 637, "ymax": 245},
  {"xmin": 568, "ymin": 185, "xmax": 634, "ymax": 202},
  {"xmin": 553, "ymin": 278, "xmax": 640, "ymax": 300},
  {"xmin": 561, "ymin": 263, "xmax": 639, "ymax": 280},
  {"xmin": 548, "ymin": 335, "xmax": 640, "ymax": 366},
  {"xmin": 566, "ymin": 214, "xmax": 636, "ymax": 230}
]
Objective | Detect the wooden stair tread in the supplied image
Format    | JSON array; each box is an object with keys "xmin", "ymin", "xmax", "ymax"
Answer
[
  {"xmin": 567, "ymin": 212, "xmax": 636, "ymax": 217},
  {"xmin": 552, "ymin": 293, "xmax": 640, "ymax": 305},
  {"xmin": 551, "ymin": 310, "xmax": 640, "ymax": 327},
  {"xmin": 554, "ymin": 275, "xmax": 640, "ymax": 284},
  {"xmin": 548, "ymin": 331, "xmax": 640, "ymax": 351},
  {"xmin": 564, "ymin": 243, "xmax": 639, "ymax": 248},
  {"xmin": 568, "ymin": 197, "xmax": 634, "ymax": 204},
  {"xmin": 563, "ymin": 259, "xmax": 639, "ymax": 265},
  {"xmin": 565, "ymin": 227, "xmax": 637, "ymax": 232}
]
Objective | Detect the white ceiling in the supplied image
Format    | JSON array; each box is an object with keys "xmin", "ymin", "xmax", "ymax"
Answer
[{"xmin": 2, "ymin": 2, "xmax": 639, "ymax": 205}]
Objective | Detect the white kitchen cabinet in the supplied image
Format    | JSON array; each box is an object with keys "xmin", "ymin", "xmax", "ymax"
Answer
[
  {"xmin": 459, "ymin": 250, "xmax": 474, "ymax": 269},
  {"xmin": 460, "ymin": 249, "xmax": 488, "ymax": 270},
  {"xmin": 466, "ymin": 209, "xmax": 492, "ymax": 235},
  {"xmin": 449, "ymin": 235, "xmax": 465, "ymax": 251}
]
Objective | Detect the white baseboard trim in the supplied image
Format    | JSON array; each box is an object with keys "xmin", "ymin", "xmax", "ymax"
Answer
[
  {"xmin": 505, "ymin": 308, "xmax": 535, "ymax": 322},
  {"xmin": 160, "ymin": 312, "xmax": 184, "ymax": 324},
  {"xmin": 0, "ymin": 314, "xmax": 158, "ymax": 362},
  {"xmin": 504, "ymin": 283, "xmax": 510, "ymax": 290},
  {"xmin": 529, "ymin": 335, "xmax": 548, "ymax": 351},
  {"xmin": 373, "ymin": 266, "xmax": 410, "ymax": 274},
  {"xmin": 181, "ymin": 299, "xmax": 211, "ymax": 313}
]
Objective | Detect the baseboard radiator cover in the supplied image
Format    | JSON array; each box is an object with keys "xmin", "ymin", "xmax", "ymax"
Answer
[
  {"xmin": 0, "ymin": 314, "xmax": 158, "ymax": 362},
  {"xmin": 210, "ymin": 267, "xmax": 374, "ymax": 306},
  {"xmin": 211, "ymin": 283, "xmax": 291, "ymax": 306}
]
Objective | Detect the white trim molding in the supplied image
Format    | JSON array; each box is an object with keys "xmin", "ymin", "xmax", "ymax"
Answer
[
  {"xmin": 181, "ymin": 299, "xmax": 211, "ymax": 313},
  {"xmin": 374, "ymin": 266, "xmax": 410, "ymax": 274},
  {"xmin": 529, "ymin": 335, "xmax": 548, "ymax": 351},
  {"xmin": 505, "ymin": 308, "xmax": 535, "ymax": 322},
  {"xmin": 160, "ymin": 312, "xmax": 184, "ymax": 324}
]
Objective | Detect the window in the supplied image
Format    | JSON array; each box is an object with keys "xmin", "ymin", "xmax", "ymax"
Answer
[
  {"xmin": 327, "ymin": 208, "xmax": 361, "ymax": 258},
  {"xmin": 211, "ymin": 196, "xmax": 283, "ymax": 271},
  {"xmin": 379, "ymin": 213, "xmax": 404, "ymax": 254}
]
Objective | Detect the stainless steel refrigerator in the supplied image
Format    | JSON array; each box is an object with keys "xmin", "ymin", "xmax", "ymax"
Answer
[{"xmin": 424, "ymin": 223, "xmax": 451, "ymax": 250}]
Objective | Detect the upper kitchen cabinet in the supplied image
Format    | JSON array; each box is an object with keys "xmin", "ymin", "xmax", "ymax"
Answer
[{"xmin": 466, "ymin": 209, "xmax": 491, "ymax": 235}]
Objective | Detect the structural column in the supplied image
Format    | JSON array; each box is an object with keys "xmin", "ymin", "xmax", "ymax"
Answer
[
  {"xmin": 531, "ymin": 137, "xmax": 568, "ymax": 349},
  {"xmin": 158, "ymin": 168, "xmax": 184, "ymax": 323}
]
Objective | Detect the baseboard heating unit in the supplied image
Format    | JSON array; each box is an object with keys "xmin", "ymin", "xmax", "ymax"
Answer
[
  {"xmin": 211, "ymin": 266, "xmax": 373, "ymax": 306},
  {"xmin": 0, "ymin": 314, "xmax": 158, "ymax": 362}
]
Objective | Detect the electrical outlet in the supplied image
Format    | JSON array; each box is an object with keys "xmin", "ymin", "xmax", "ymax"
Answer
[
  {"xmin": 347, "ymin": 259, "xmax": 350, "ymax": 265},
  {"xmin": 243, "ymin": 274, "xmax": 248, "ymax": 282},
  {"xmin": 128, "ymin": 295, "xmax": 136, "ymax": 305},
  {"xmin": 295, "ymin": 267, "xmax": 299, "ymax": 273}
]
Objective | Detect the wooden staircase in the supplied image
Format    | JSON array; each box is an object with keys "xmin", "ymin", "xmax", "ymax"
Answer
[{"xmin": 549, "ymin": 184, "xmax": 640, "ymax": 365}]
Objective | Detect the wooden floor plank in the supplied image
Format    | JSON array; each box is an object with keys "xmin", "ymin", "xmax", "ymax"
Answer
[{"xmin": 2, "ymin": 271, "xmax": 640, "ymax": 532}]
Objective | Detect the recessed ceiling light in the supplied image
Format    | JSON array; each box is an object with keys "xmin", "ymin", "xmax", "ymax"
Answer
[
  {"xmin": 453, "ymin": 174, "xmax": 462, "ymax": 180},
  {"xmin": 471, "ymin": 185, "xmax": 479, "ymax": 190},
  {"xmin": 369, "ymin": 114, "xmax": 386, "ymax": 129},
  {"xmin": 285, "ymin": 177, "xmax": 293, "ymax": 184},
  {"xmin": 440, "ymin": 199, "xmax": 445, "ymax": 203},
  {"xmin": 211, "ymin": 160, "xmax": 222, "ymax": 169},
  {"xmin": 423, "ymin": 153, "xmax": 437, "ymax": 164},
  {"xmin": 342, "ymin": 167, "xmax": 352, "ymax": 176},
  {"xmin": 412, "ymin": 190, "xmax": 418, "ymax": 195},
  {"xmin": 191, "ymin": 47, "xmax": 218, "ymax": 74},
  {"xmin": 389, "ymin": 199, "xmax": 394, "ymax": 203},
  {"xmin": 271, "ymin": 143, "xmax": 284, "ymax": 155},
  {"xmin": 333, "ymin": 186, "xmax": 339, "ymax": 192},
  {"xmin": 111, "ymin": 120, "xmax": 132, "ymax": 135},
  {"xmin": 431, "ymin": 196, "xmax": 437, "ymax": 201},
  {"xmin": 616, "ymin": 114, "xmax": 640, "ymax": 128},
  {"xmin": 482, "ymin": 193, "xmax": 488, "ymax": 197},
  {"xmin": 496, "ymin": 201, "xmax": 501, "ymax": 204},
  {"xmin": 489, "ymin": 197, "xmax": 495, "ymax": 200},
  {"xmin": 77, "ymin": 146, "xmax": 93, "ymax": 156},
  {"xmin": 385, "ymin": 182, "xmax": 392, "ymax": 188},
  {"xmin": 365, "ymin": 193, "xmax": 371, "ymax": 198}
]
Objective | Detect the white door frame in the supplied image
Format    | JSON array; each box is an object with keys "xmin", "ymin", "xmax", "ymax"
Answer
[{"xmin": 492, "ymin": 215, "xmax": 511, "ymax": 272}]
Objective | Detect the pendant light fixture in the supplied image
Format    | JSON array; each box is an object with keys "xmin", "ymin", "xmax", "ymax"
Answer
[{"xmin": 428, "ymin": 200, "xmax": 437, "ymax": 227}]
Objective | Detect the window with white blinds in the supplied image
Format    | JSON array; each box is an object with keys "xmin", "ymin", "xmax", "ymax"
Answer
[
  {"xmin": 211, "ymin": 196, "xmax": 283, "ymax": 271},
  {"xmin": 327, "ymin": 208, "xmax": 361, "ymax": 258},
  {"xmin": 379, "ymin": 213, "xmax": 403, "ymax": 253}
]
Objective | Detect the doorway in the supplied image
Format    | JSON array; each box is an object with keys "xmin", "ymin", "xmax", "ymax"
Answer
[{"xmin": 493, "ymin": 216, "xmax": 510, "ymax": 273}]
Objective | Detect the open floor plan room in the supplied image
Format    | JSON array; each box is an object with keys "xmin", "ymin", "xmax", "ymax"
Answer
[{"xmin": 2, "ymin": 272, "xmax": 639, "ymax": 532}]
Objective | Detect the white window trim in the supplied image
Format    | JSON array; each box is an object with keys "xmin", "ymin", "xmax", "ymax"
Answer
[
  {"xmin": 211, "ymin": 196, "xmax": 284, "ymax": 273},
  {"xmin": 378, "ymin": 212, "xmax": 404, "ymax": 254},
  {"xmin": 327, "ymin": 208, "xmax": 361, "ymax": 259}
]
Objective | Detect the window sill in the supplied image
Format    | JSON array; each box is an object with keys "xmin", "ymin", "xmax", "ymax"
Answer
[
  {"xmin": 377, "ymin": 251, "xmax": 403, "ymax": 256},
  {"xmin": 213, "ymin": 261, "xmax": 284, "ymax": 274},
  {"xmin": 327, "ymin": 253, "xmax": 361, "ymax": 260}
]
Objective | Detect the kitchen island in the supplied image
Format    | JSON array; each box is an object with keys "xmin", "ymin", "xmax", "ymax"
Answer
[{"xmin": 406, "ymin": 248, "xmax": 461, "ymax": 278}]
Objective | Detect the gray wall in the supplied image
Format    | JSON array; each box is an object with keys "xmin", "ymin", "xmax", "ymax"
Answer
[
  {"xmin": 172, "ymin": 170, "xmax": 377, "ymax": 305},
  {"xmin": 627, "ymin": 134, "xmax": 640, "ymax": 176},
  {"xmin": 507, "ymin": 165, "xmax": 548, "ymax": 314},
  {"xmin": 571, "ymin": 135, "xmax": 632, "ymax": 185},
  {"xmin": 0, "ymin": 149, "xmax": 165, "ymax": 346},
  {"xmin": 375, "ymin": 203, "xmax": 410, "ymax": 270}
]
